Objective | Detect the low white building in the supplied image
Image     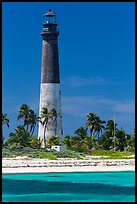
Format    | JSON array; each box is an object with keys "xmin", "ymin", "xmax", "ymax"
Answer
[{"xmin": 51, "ymin": 145, "xmax": 66, "ymax": 152}]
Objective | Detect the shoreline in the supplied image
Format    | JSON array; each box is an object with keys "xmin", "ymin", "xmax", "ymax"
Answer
[
  {"xmin": 2, "ymin": 166, "xmax": 135, "ymax": 174},
  {"xmin": 2, "ymin": 158, "xmax": 135, "ymax": 174}
]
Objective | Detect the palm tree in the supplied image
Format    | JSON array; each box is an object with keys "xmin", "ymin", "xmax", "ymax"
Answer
[
  {"xmin": 131, "ymin": 128, "xmax": 135, "ymax": 150},
  {"xmin": 105, "ymin": 119, "xmax": 117, "ymax": 135},
  {"xmin": 39, "ymin": 107, "xmax": 50, "ymax": 146},
  {"xmin": 50, "ymin": 108, "xmax": 57, "ymax": 135},
  {"xmin": 130, "ymin": 128, "xmax": 135, "ymax": 152},
  {"xmin": 48, "ymin": 135, "xmax": 60, "ymax": 146},
  {"xmin": 2, "ymin": 113, "xmax": 9, "ymax": 127},
  {"xmin": 124, "ymin": 129, "xmax": 135, "ymax": 152},
  {"xmin": 2, "ymin": 113, "xmax": 9, "ymax": 144},
  {"xmin": 85, "ymin": 112, "xmax": 106, "ymax": 139},
  {"xmin": 125, "ymin": 134, "xmax": 132, "ymax": 151},
  {"xmin": 18, "ymin": 104, "xmax": 38, "ymax": 136},
  {"xmin": 86, "ymin": 134, "xmax": 96, "ymax": 152},
  {"xmin": 74, "ymin": 126, "xmax": 87, "ymax": 140},
  {"xmin": 106, "ymin": 119, "xmax": 118, "ymax": 150},
  {"xmin": 94, "ymin": 118, "xmax": 106, "ymax": 140},
  {"xmin": 17, "ymin": 104, "xmax": 30, "ymax": 131},
  {"xmin": 85, "ymin": 113, "xmax": 97, "ymax": 135},
  {"xmin": 28, "ymin": 110, "xmax": 39, "ymax": 137},
  {"xmin": 62, "ymin": 135, "xmax": 73, "ymax": 149},
  {"xmin": 115, "ymin": 129, "xmax": 126, "ymax": 151},
  {"xmin": 8, "ymin": 126, "xmax": 31, "ymax": 147},
  {"xmin": 73, "ymin": 127, "xmax": 88, "ymax": 152},
  {"xmin": 99, "ymin": 119, "xmax": 118, "ymax": 150},
  {"xmin": 39, "ymin": 107, "xmax": 59, "ymax": 146}
]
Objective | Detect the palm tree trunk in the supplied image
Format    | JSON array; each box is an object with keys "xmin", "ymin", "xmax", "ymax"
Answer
[
  {"xmin": 54, "ymin": 118, "xmax": 57, "ymax": 135},
  {"xmin": 26, "ymin": 124, "xmax": 29, "ymax": 132},
  {"xmin": 90, "ymin": 125, "xmax": 94, "ymax": 135},
  {"xmin": 44, "ymin": 119, "xmax": 48, "ymax": 146},
  {"xmin": 44, "ymin": 125, "xmax": 46, "ymax": 146},
  {"xmin": 31, "ymin": 125, "xmax": 35, "ymax": 137}
]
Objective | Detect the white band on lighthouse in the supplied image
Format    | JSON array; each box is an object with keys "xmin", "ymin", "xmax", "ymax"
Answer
[{"xmin": 38, "ymin": 83, "xmax": 63, "ymax": 147}]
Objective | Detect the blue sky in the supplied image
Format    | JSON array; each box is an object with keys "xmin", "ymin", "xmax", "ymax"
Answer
[{"xmin": 2, "ymin": 2, "xmax": 135, "ymax": 139}]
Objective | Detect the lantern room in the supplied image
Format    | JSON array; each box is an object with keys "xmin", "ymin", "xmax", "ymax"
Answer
[
  {"xmin": 42, "ymin": 9, "xmax": 59, "ymax": 34},
  {"xmin": 44, "ymin": 9, "xmax": 56, "ymax": 24}
]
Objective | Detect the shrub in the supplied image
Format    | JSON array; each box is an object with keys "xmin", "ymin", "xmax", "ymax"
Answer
[
  {"xmin": 28, "ymin": 152, "xmax": 57, "ymax": 160},
  {"xmin": 29, "ymin": 136, "xmax": 42, "ymax": 149},
  {"xmin": 52, "ymin": 149, "xmax": 85, "ymax": 159},
  {"xmin": 91, "ymin": 150, "xmax": 134, "ymax": 159},
  {"xmin": 2, "ymin": 148, "xmax": 16, "ymax": 158},
  {"xmin": 8, "ymin": 126, "xmax": 31, "ymax": 147}
]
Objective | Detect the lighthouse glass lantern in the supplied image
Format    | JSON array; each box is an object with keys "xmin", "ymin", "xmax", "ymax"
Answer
[{"xmin": 42, "ymin": 9, "xmax": 58, "ymax": 33}]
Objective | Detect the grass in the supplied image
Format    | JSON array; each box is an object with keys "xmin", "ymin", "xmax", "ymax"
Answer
[
  {"xmin": 2, "ymin": 147, "xmax": 135, "ymax": 160},
  {"xmin": 92, "ymin": 156, "xmax": 135, "ymax": 160},
  {"xmin": 91, "ymin": 150, "xmax": 135, "ymax": 160},
  {"xmin": 2, "ymin": 147, "xmax": 56, "ymax": 160},
  {"xmin": 2, "ymin": 147, "xmax": 84, "ymax": 160},
  {"xmin": 91, "ymin": 150, "xmax": 134, "ymax": 156},
  {"xmin": 27, "ymin": 152, "xmax": 57, "ymax": 160}
]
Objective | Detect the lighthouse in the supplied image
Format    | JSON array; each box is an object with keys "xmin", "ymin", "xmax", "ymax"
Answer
[{"xmin": 38, "ymin": 9, "xmax": 63, "ymax": 147}]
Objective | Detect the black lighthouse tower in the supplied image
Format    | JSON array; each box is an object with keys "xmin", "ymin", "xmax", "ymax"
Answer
[{"xmin": 38, "ymin": 9, "xmax": 63, "ymax": 147}]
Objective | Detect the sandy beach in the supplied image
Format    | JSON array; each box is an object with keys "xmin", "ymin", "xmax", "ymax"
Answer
[{"xmin": 2, "ymin": 158, "xmax": 135, "ymax": 174}]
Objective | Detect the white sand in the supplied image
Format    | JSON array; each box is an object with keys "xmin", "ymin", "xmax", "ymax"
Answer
[
  {"xmin": 2, "ymin": 166, "xmax": 135, "ymax": 174},
  {"xmin": 2, "ymin": 158, "xmax": 135, "ymax": 174}
]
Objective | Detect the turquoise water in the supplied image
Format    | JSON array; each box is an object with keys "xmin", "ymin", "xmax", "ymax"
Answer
[{"xmin": 2, "ymin": 171, "xmax": 135, "ymax": 202}]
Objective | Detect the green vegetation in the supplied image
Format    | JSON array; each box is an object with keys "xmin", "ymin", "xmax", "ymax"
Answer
[
  {"xmin": 91, "ymin": 150, "xmax": 134, "ymax": 160},
  {"xmin": 91, "ymin": 150, "xmax": 133, "ymax": 156},
  {"xmin": 28, "ymin": 152, "xmax": 57, "ymax": 160},
  {"xmin": 2, "ymin": 148, "xmax": 56, "ymax": 160},
  {"xmin": 2, "ymin": 113, "xmax": 9, "ymax": 146},
  {"xmin": 17, "ymin": 104, "xmax": 39, "ymax": 136},
  {"xmin": 2, "ymin": 147, "xmax": 134, "ymax": 160},
  {"xmin": 2, "ymin": 104, "xmax": 135, "ymax": 160},
  {"xmin": 92, "ymin": 156, "xmax": 135, "ymax": 160},
  {"xmin": 38, "ymin": 107, "xmax": 58, "ymax": 146},
  {"xmin": 2, "ymin": 147, "xmax": 85, "ymax": 160},
  {"xmin": 51, "ymin": 149, "xmax": 85, "ymax": 159}
]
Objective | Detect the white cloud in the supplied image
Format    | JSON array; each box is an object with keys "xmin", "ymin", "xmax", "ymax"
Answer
[
  {"xmin": 62, "ymin": 96, "xmax": 135, "ymax": 116},
  {"xmin": 61, "ymin": 95, "xmax": 135, "ymax": 133},
  {"xmin": 63, "ymin": 76, "xmax": 120, "ymax": 87},
  {"xmin": 114, "ymin": 101, "xmax": 135, "ymax": 114}
]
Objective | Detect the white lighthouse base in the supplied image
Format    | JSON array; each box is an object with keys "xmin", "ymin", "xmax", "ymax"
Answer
[{"xmin": 38, "ymin": 83, "xmax": 63, "ymax": 147}]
